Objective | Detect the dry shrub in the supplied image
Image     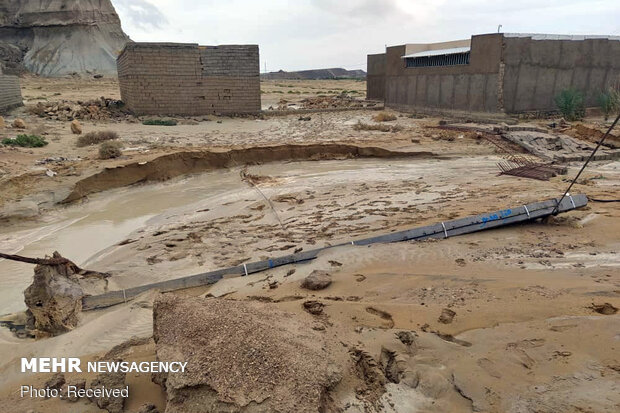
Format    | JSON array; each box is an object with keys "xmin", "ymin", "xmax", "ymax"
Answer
[
  {"xmin": 353, "ymin": 121, "xmax": 403, "ymax": 133},
  {"xmin": 98, "ymin": 141, "xmax": 123, "ymax": 159},
  {"xmin": 372, "ymin": 112, "xmax": 397, "ymax": 122},
  {"xmin": 76, "ymin": 130, "xmax": 119, "ymax": 147}
]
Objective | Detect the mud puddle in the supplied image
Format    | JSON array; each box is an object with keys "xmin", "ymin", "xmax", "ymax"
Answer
[{"xmin": 0, "ymin": 168, "xmax": 246, "ymax": 315}]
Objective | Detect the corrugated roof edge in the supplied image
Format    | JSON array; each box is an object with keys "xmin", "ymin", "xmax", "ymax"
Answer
[{"xmin": 401, "ymin": 47, "xmax": 471, "ymax": 59}]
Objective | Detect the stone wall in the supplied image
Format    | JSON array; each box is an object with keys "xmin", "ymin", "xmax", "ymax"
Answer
[
  {"xmin": 0, "ymin": 66, "xmax": 22, "ymax": 112},
  {"xmin": 117, "ymin": 43, "xmax": 260, "ymax": 116},
  {"xmin": 366, "ymin": 53, "xmax": 385, "ymax": 100}
]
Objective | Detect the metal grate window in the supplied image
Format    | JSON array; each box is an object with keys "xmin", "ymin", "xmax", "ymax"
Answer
[{"xmin": 405, "ymin": 52, "xmax": 470, "ymax": 68}]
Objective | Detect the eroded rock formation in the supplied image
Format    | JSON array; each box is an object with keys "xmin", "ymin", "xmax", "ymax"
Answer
[{"xmin": 0, "ymin": 0, "xmax": 130, "ymax": 76}]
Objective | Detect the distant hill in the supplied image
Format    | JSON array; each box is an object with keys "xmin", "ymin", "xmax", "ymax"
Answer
[{"xmin": 261, "ymin": 68, "xmax": 366, "ymax": 80}]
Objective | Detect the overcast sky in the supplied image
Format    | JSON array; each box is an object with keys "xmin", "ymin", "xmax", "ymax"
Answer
[{"xmin": 111, "ymin": 0, "xmax": 620, "ymax": 73}]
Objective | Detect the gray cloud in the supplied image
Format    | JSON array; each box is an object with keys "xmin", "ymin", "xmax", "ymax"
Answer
[
  {"xmin": 310, "ymin": 0, "xmax": 403, "ymax": 19},
  {"xmin": 112, "ymin": 0, "xmax": 168, "ymax": 30},
  {"xmin": 111, "ymin": 0, "xmax": 620, "ymax": 72}
]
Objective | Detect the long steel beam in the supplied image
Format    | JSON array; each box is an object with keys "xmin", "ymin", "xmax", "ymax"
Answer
[{"xmin": 82, "ymin": 194, "xmax": 587, "ymax": 310}]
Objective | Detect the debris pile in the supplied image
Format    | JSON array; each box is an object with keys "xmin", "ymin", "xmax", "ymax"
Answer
[
  {"xmin": 566, "ymin": 124, "xmax": 620, "ymax": 149},
  {"xmin": 502, "ymin": 131, "xmax": 620, "ymax": 162},
  {"xmin": 497, "ymin": 156, "xmax": 567, "ymax": 181},
  {"xmin": 27, "ymin": 97, "xmax": 130, "ymax": 121},
  {"xmin": 300, "ymin": 94, "xmax": 366, "ymax": 109}
]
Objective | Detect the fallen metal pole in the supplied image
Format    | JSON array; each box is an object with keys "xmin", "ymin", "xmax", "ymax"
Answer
[{"xmin": 82, "ymin": 194, "xmax": 587, "ymax": 310}]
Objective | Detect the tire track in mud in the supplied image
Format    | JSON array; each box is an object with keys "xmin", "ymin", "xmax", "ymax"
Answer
[{"xmin": 61, "ymin": 144, "xmax": 437, "ymax": 203}]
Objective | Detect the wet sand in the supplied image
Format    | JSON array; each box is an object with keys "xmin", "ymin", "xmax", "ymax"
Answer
[{"xmin": 0, "ymin": 77, "xmax": 618, "ymax": 412}]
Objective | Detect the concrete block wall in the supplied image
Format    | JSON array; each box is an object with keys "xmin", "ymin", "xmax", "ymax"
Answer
[
  {"xmin": 117, "ymin": 43, "xmax": 260, "ymax": 115},
  {"xmin": 501, "ymin": 35, "xmax": 620, "ymax": 113},
  {"xmin": 374, "ymin": 33, "xmax": 620, "ymax": 114},
  {"xmin": 366, "ymin": 53, "xmax": 386, "ymax": 100},
  {"xmin": 0, "ymin": 66, "xmax": 23, "ymax": 112},
  {"xmin": 382, "ymin": 34, "xmax": 503, "ymax": 113}
]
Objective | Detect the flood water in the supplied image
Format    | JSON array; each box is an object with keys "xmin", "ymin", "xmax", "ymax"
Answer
[
  {"xmin": 0, "ymin": 157, "xmax": 463, "ymax": 315},
  {"xmin": 0, "ymin": 167, "xmax": 248, "ymax": 315}
]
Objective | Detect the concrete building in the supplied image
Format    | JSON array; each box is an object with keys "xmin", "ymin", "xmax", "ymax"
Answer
[
  {"xmin": 117, "ymin": 43, "xmax": 260, "ymax": 116},
  {"xmin": 367, "ymin": 33, "xmax": 620, "ymax": 114},
  {"xmin": 0, "ymin": 65, "xmax": 23, "ymax": 113}
]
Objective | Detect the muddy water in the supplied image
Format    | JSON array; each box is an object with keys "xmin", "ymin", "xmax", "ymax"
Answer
[
  {"xmin": 0, "ymin": 168, "xmax": 247, "ymax": 315},
  {"xmin": 0, "ymin": 157, "xmax": 495, "ymax": 315}
]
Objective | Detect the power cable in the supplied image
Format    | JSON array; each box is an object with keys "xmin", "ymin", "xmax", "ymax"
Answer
[{"xmin": 552, "ymin": 111, "xmax": 620, "ymax": 215}]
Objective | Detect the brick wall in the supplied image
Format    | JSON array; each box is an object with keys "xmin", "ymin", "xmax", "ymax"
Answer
[
  {"xmin": 117, "ymin": 43, "xmax": 260, "ymax": 115},
  {"xmin": 0, "ymin": 66, "xmax": 23, "ymax": 113}
]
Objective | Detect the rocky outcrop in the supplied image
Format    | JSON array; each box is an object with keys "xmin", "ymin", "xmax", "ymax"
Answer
[
  {"xmin": 153, "ymin": 295, "xmax": 342, "ymax": 413},
  {"xmin": 0, "ymin": 0, "xmax": 130, "ymax": 76}
]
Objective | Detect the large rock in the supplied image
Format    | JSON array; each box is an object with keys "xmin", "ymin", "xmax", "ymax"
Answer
[
  {"xmin": 12, "ymin": 117, "xmax": 25, "ymax": 128},
  {"xmin": 301, "ymin": 270, "xmax": 332, "ymax": 290},
  {"xmin": 23, "ymin": 251, "xmax": 84, "ymax": 337},
  {"xmin": 70, "ymin": 119, "xmax": 82, "ymax": 134},
  {"xmin": 0, "ymin": 0, "xmax": 130, "ymax": 76},
  {"xmin": 153, "ymin": 295, "xmax": 341, "ymax": 413}
]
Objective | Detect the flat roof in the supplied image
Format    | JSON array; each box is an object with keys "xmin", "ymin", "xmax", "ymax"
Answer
[
  {"xmin": 504, "ymin": 33, "xmax": 620, "ymax": 41},
  {"xmin": 401, "ymin": 47, "xmax": 471, "ymax": 59}
]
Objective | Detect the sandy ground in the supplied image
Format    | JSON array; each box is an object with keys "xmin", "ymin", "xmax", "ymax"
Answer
[{"xmin": 0, "ymin": 77, "xmax": 618, "ymax": 412}]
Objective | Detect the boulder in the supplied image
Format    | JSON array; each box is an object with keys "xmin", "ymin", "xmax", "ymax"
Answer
[
  {"xmin": 12, "ymin": 118, "xmax": 26, "ymax": 129},
  {"xmin": 70, "ymin": 119, "xmax": 82, "ymax": 134},
  {"xmin": 23, "ymin": 251, "xmax": 84, "ymax": 337},
  {"xmin": 301, "ymin": 270, "xmax": 332, "ymax": 290},
  {"xmin": 153, "ymin": 295, "xmax": 341, "ymax": 413}
]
